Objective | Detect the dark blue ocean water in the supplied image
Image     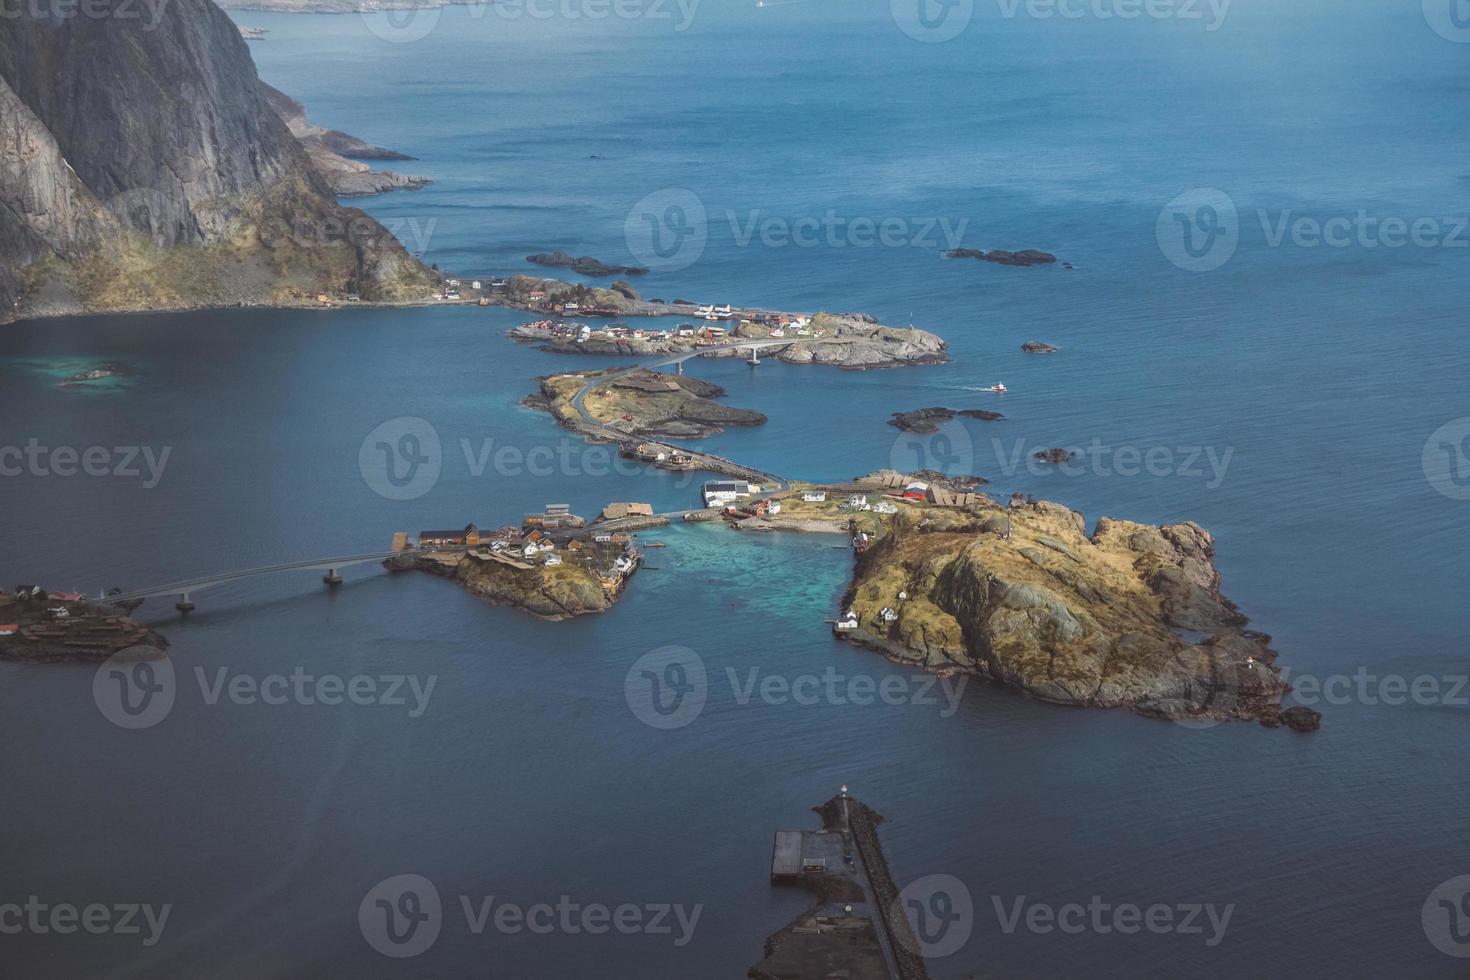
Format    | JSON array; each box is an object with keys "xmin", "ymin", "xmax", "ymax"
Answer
[{"xmin": 2, "ymin": 2, "xmax": 1469, "ymax": 976}]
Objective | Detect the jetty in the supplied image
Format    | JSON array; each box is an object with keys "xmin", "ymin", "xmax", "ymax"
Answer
[{"xmin": 751, "ymin": 788, "xmax": 930, "ymax": 980}]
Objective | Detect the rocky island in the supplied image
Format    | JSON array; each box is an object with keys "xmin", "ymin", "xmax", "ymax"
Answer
[
  {"xmin": 1022, "ymin": 340, "xmax": 1059, "ymax": 353},
  {"xmin": 0, "ymin": 590, "xmax": 165, "ymax": 663},
  {"xmin": 831, "ymin": 486, "xmax": 1317, "ymax": 730},
  {"xmin": 530, "ymin": 368, "xmax": 766, "ymax": 440},
  {"xmin": 509, "ymin": 310, "xmax": 948, "ymax": 371},
  {"xmin": 386, "ymin": 523, "xmax": 645, "ymax": 620},
  {"xmin": 526, "ymin": 251, "xmax": 648, "ymax": 278},
  {"xmin": 947, "ymin": 247, "xmax": 1058, "ymax": 267},
  {"xmin": 888, "ymin": 407, "xmax": 1003, "ymax": 433}
]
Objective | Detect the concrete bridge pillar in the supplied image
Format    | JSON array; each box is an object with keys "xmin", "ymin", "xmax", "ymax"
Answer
[
  {"xmin": 747, "ymin": 347, "xmax": 760, "ymax": 365},
  {"xmin": 323, "ymin": 568, "xmax": 343, "ymax": 586},
  {"xmin": 175, "ymin": 593, "xmax": 195, "ymax": 614}
]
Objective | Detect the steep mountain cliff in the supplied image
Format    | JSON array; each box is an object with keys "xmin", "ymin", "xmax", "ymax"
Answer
[{"xmin": 0, "ymin": 0, "xmax": 437, "ymax": 322}]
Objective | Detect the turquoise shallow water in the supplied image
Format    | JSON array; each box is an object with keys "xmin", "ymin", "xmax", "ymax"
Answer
[{"xmin": 3, "ymin": 3, "xmax": 1470, "ymax": 976}]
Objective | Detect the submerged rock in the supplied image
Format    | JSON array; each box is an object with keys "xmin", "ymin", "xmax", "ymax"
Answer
[
  {"xmin": 1022, "ymin": 341, "xmax": 1059, "ymax": 353},
  {"xmin": 1033, "ymin": 447, "xmax": 1075, "ymax": 464}
]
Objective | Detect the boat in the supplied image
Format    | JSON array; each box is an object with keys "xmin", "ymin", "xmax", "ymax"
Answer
[{"xmin": 987, "ymin": 383, "xmax": 1007, "ymax": 393}]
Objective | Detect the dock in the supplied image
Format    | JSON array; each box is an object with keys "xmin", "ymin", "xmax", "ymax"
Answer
[{"xmin": 751, "ymin": 789, "xmax": 930, "ymax": 980}]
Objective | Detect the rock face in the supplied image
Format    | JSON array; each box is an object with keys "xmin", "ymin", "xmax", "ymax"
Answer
[
  {"xmin": 0, "ymin": 1, "xmax": 437, "ymax": 322},
  {"xmin": 841, "ymin": 498, "xmax": 1305, "ymax": 728}
]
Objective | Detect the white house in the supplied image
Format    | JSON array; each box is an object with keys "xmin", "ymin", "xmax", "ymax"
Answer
[
  {"xmin": 767, "ymin": 500, "xmax": 782, "ymax": 515},
  {"xmin": 522, "ymin": 543, "xmax": 540, "ymax": 559},
  {"xmin": 873, "ymin": 500, "xmax": 898, "ymax": 514},
  {"xmin": 834, "ymin": 609, "xmax": 858, "ymax": 631},
  {"xmin": 802, "ymin": 490, "xmax": 827, "ymax": 503},
  {"xmin": 544, "ymin": 553, "xmax": 563, "ymax": 567}
]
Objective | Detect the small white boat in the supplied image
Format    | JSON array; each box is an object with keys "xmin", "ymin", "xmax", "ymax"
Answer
[{"xmin": 987, "ymin": 383, "xmax": 1007, "ymax": 393}]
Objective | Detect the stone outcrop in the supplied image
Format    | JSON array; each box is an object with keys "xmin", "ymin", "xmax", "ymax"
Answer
[
  {"xmin": 0, "ymin": 1, "xmax": 437, "ymax": 322},
  {"xmin": 840, "ymin": 497, "xmax": 1313, "ymax": 728}
]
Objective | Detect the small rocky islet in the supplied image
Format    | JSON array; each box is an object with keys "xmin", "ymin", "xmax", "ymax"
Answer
[
  {"xmin": 526, "ymin": 250, "xmax": 649, "ymax": 278},
  {"xmin": 888, "ymin": 407, "xmax": 1003, "ymax": 433}
]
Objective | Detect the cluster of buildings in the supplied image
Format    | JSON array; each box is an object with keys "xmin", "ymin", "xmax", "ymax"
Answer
[
  {"xmin": 622, "ymin": 442, "xmax": 696, "ymax": 470},
  {"xmin": 703, "ymin": 480, "xmax": 758, "ymax": 507},
  {"xmin": 412, "ymin": 504, "xmax": 644, "ymax": 594}
]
